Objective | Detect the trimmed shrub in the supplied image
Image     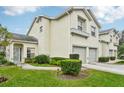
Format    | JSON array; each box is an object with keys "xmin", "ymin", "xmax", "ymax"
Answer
[
  {"xmin": 51, "ymin": 57, "xmax": 67, "ymax": 61},
  {"xmin": 69, "ymin": 54, "xmax": 79, "ymax": 59},
  {"xmin": 49, "ymin": 60, "xmax": 61, "ymax": 66},
  {"xmin": 110, "ymin": 56, "xmax": 116, "ymax": 60},
  {"xmin": 116, "ymin": 61, "xmax": 124, "ymax": 64},
  {"xmin": 119, "ymin": 55, "xmax": 124, "ymax": 59},
  {"xmin": 6, "ymin": 61, "xmax": 15, "ymax": 65},
  {"xmin": 98, "ymin": 57, "xmax": 109, "ymax": 62},
  {"xmin": 0, "ymin": 56, "xmax": 7, "ymax": 65},
  {"xmin": 61, "ymin": 59, "xmax": 82, "ymax": 76},
  {"xmin": 50, "ymin": 57, "xmax": 67, "ymax": 66},
  {"xmin": 25, "ymin": 58, "xmax": 33, "ymax": 63},
  {"xmin": 34, "ymin": 55, "xmax": 50, "ymax": 64},
  {"xmin": 0, "ymin": 52, "xmax": 5, "ymax": 57}
]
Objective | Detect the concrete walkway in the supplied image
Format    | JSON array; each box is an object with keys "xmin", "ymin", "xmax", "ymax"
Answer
[
  {"xmin": 21, "ymin": 63, "xmax": 124, "ymax": 75},
  {"xmin": 22, "ymin": 64, "xmax": 61, "ymax": 70},
  {"xmin": 22, "ymin": 64, "xmax": 86, "ymax": 71},
  {"xmin": 83, "ymin": 63, "xmax": 124, "ymax": 75}
]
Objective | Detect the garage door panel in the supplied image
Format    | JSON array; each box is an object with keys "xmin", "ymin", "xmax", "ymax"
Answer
[
  {"xmin": 89, "ymin": 48, "xmax": 97, "ymax": 62},
  {"xmin": 73, "ymin": 46, "xmax": 86, "ymax": 63}
]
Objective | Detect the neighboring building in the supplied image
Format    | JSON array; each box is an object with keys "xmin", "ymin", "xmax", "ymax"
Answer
[
  {"xmin": 99, "ymin": 28, "xmax": 119, "ymax": 58},
  {"xmin": 1, "ymin": 7, "xmax": 120, "ymax": 65},
  {"xmin": 27, "ymin": 6, "xmax": 101, "ymax": 63}
]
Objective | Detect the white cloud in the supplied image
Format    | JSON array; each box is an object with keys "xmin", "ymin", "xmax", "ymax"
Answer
[
  {"xmin": 91, "ymin": 6, "xmax": 124, "ymax": 24},
  {"xmin": 3, "ymin": 6, "xmax": 124, "ymax": 24},
  {"xmin": 3, "ymin": 6, "xmax": 41, "ymax": 16}
]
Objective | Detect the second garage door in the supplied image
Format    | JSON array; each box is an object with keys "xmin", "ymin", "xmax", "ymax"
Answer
[
  {"xmin": 89, "ymin": 48, "xmax": 97, "ymax": 62},
  {"xmin": 73, "ymin": 46, "xmax": 86, "ymax": 63}
]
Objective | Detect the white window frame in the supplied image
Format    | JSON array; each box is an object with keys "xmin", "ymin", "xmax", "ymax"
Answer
[
  {"xmin": 91, "ymin": 26, "xmax": 96, "ymax": 37},
  {"xmin": 40, "ymin": 26, "xmax": 43, "ymax": 32},
  {"xmin": 77, "ymin": 16, "xmax": 86, "ymax": 32},
  {"xmin": 27, "ymin": 48, "xmax": 35, "ymax": 58},
  {"xmin": 110, "ymin": 35, "xmax": 112, "ymax": 42}
]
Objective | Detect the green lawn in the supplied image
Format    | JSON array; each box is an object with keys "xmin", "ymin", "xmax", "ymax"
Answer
[
  {"xmin": 29, "ymin": 63, "xmax": 57, "ymax": 67},
  {"xmin": 0, "ymin": 66, "xmax": 124, "ymax": 87}
]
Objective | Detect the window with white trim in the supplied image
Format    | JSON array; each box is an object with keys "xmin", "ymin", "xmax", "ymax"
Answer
[
  {"xmin": 110, "ymin": 35, "xmax": 112, "ymax": 42},
  {"xmin": 40, "ymin": 26, "xmax": 43, "ymax": 32},
  {"xmin": 78, "ymin": 17, "xmax": 86, "ymax": 31},
  {"xmin": 91, "ymin": 26, "xmax": 96, "ymax": 37},
  {"xmin": 109, "ymin": 50, "xmax": 113, "ymax": 56},
  {"xmin": 27, "ymin": 48, "xmax": 35, "ymax": 58}
]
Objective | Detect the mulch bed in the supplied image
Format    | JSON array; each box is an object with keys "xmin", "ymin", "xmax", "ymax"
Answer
[
  {"xmin": 0, "ymin": 77, "xmax": 8, "ymax": 83},
  {"xmin": 57, "ymin": 70, "xmax": 89, "ymax": 80}
]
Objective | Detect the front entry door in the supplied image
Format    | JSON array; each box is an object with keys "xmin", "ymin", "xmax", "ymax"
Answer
[{"xmin": 14, "ymin": 47, "xmax": 21, "ymax": 64}]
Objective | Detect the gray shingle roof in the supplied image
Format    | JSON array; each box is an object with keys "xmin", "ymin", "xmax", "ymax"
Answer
[
  {"xmin": 12, "ymin": 33, "xmax": 38, "ymax": 42},
  {"xmin": 99, "ymin": 28, "xmax": 117, "ymax": 35}
]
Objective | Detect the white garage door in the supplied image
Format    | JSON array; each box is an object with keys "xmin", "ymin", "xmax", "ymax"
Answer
[
  {"xmin": 89, "ymin": 48, "xmax": 97, "ymax": 62},
  {"xmin": 73, "ymin": 46, "xmax": 86, "ymax": 63}
]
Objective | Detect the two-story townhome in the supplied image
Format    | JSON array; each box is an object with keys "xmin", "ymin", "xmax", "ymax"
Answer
[
  {"xmin": 3, "ymin": 7, "xmax": 119, "ymax": 65},
  {"xmin": 27, "ymin": 6, "xmax": 101, "ymax": 64},
  {"xmin": 99, "ymin": 28, "xmax": 119, "ymax": 58}
]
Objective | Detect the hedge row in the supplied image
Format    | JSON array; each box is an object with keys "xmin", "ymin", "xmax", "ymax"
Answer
[
  {"xmin": 25, "ymin": 54, "xmax": 80, "ymax": 65},
  {"xmin": 99, "ymin": 56, "xmax": 116, "ymax": 62},
  {"xmin": 25, "ymin": 54, "xmax": 81, "ymax": 75}
]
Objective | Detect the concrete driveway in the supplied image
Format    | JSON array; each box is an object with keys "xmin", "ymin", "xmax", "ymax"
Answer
[{"xmin": 83, "ymin": 62, "xmax": 124, "ymax": 75}]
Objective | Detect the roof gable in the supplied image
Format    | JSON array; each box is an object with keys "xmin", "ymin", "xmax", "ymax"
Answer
[
  {"xmin": 27, "ymin": 7, "xmax": 101, "ymax": 35},
  {"xmin": 99, "ymin": 28, "xmax": 119, "ymax": 37}
]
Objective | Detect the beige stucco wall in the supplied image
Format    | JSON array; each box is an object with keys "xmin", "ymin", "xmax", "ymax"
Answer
[
  {"xmin": 28, "ymin": 18, "xmax": 50, "ymax": 55},
  {"xmin": 27, "ymin": 9, "xmax": 100, "ymax": 63},
  {"xmin": 99, "ymin": 42, "xmax": 109, "ymax": 57},
  {"xmin": 50, "ymin": 13, "xmax": 71, "ymax": 58},
  {"xmin": 99, "ymin": 34, "xmax": 110, "ymax": 42},
  {"xmin": 50, "ymin": 10, "xmax": 100, "ymax": 62},
  {"xmin": 70, "ymin": 11, "xmax": 99, "ymax": 47},
  {"xmin": 70, "ymin": 10, "xmax": 100, "ymax": 63}
]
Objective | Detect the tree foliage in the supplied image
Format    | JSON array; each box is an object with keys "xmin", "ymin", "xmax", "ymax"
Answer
[
  {"xmin": 0, "ymin": 24, "xmax": 13, "ymax": 53},
  {"xmin": 118, "ymin": 43, "xmax": 124, "ymax": 58}
]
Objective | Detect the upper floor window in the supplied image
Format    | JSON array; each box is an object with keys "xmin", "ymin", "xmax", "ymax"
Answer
[
  {"xmin": 110, "ymin": 39, "xmax": 112, "ymax": 42},
  {"xmin": 27, "ymin": 48, "xmax": 35, "ymax": 58},
  {"xmin": 36, "ymin": 17, "xmax": 42, "ymax": 23},
  {"xmin": 110, "ymin": 35, "xmax": 112, "ymax": 42},
  {"xmin": 116, "ymin": 36, "xmax": 118, "ymax": 42},
  {"xmin": 40, "ymin": 26, "xmax": 43, "ymax": 32},
  {"xmin": 78, "ymin": 17, "xmax": 86, "ymax": 31},
  {"xmin": 91, "ymin": 26, "xmax": 96, "ymax": 37}
]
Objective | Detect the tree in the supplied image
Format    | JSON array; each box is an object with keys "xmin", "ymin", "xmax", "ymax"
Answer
[
  {"xmin": 118, "ymin": 43, "xmax": 124, "ymax": 58},
  {"xmin": 0, "ymin": 24, "xmax": 13, "ymax": 55}
]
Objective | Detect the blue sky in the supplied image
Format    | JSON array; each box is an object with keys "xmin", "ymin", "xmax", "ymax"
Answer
[{"xmin": 0, "ymin": 6, "xmax": 124, "ymax": 34}]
